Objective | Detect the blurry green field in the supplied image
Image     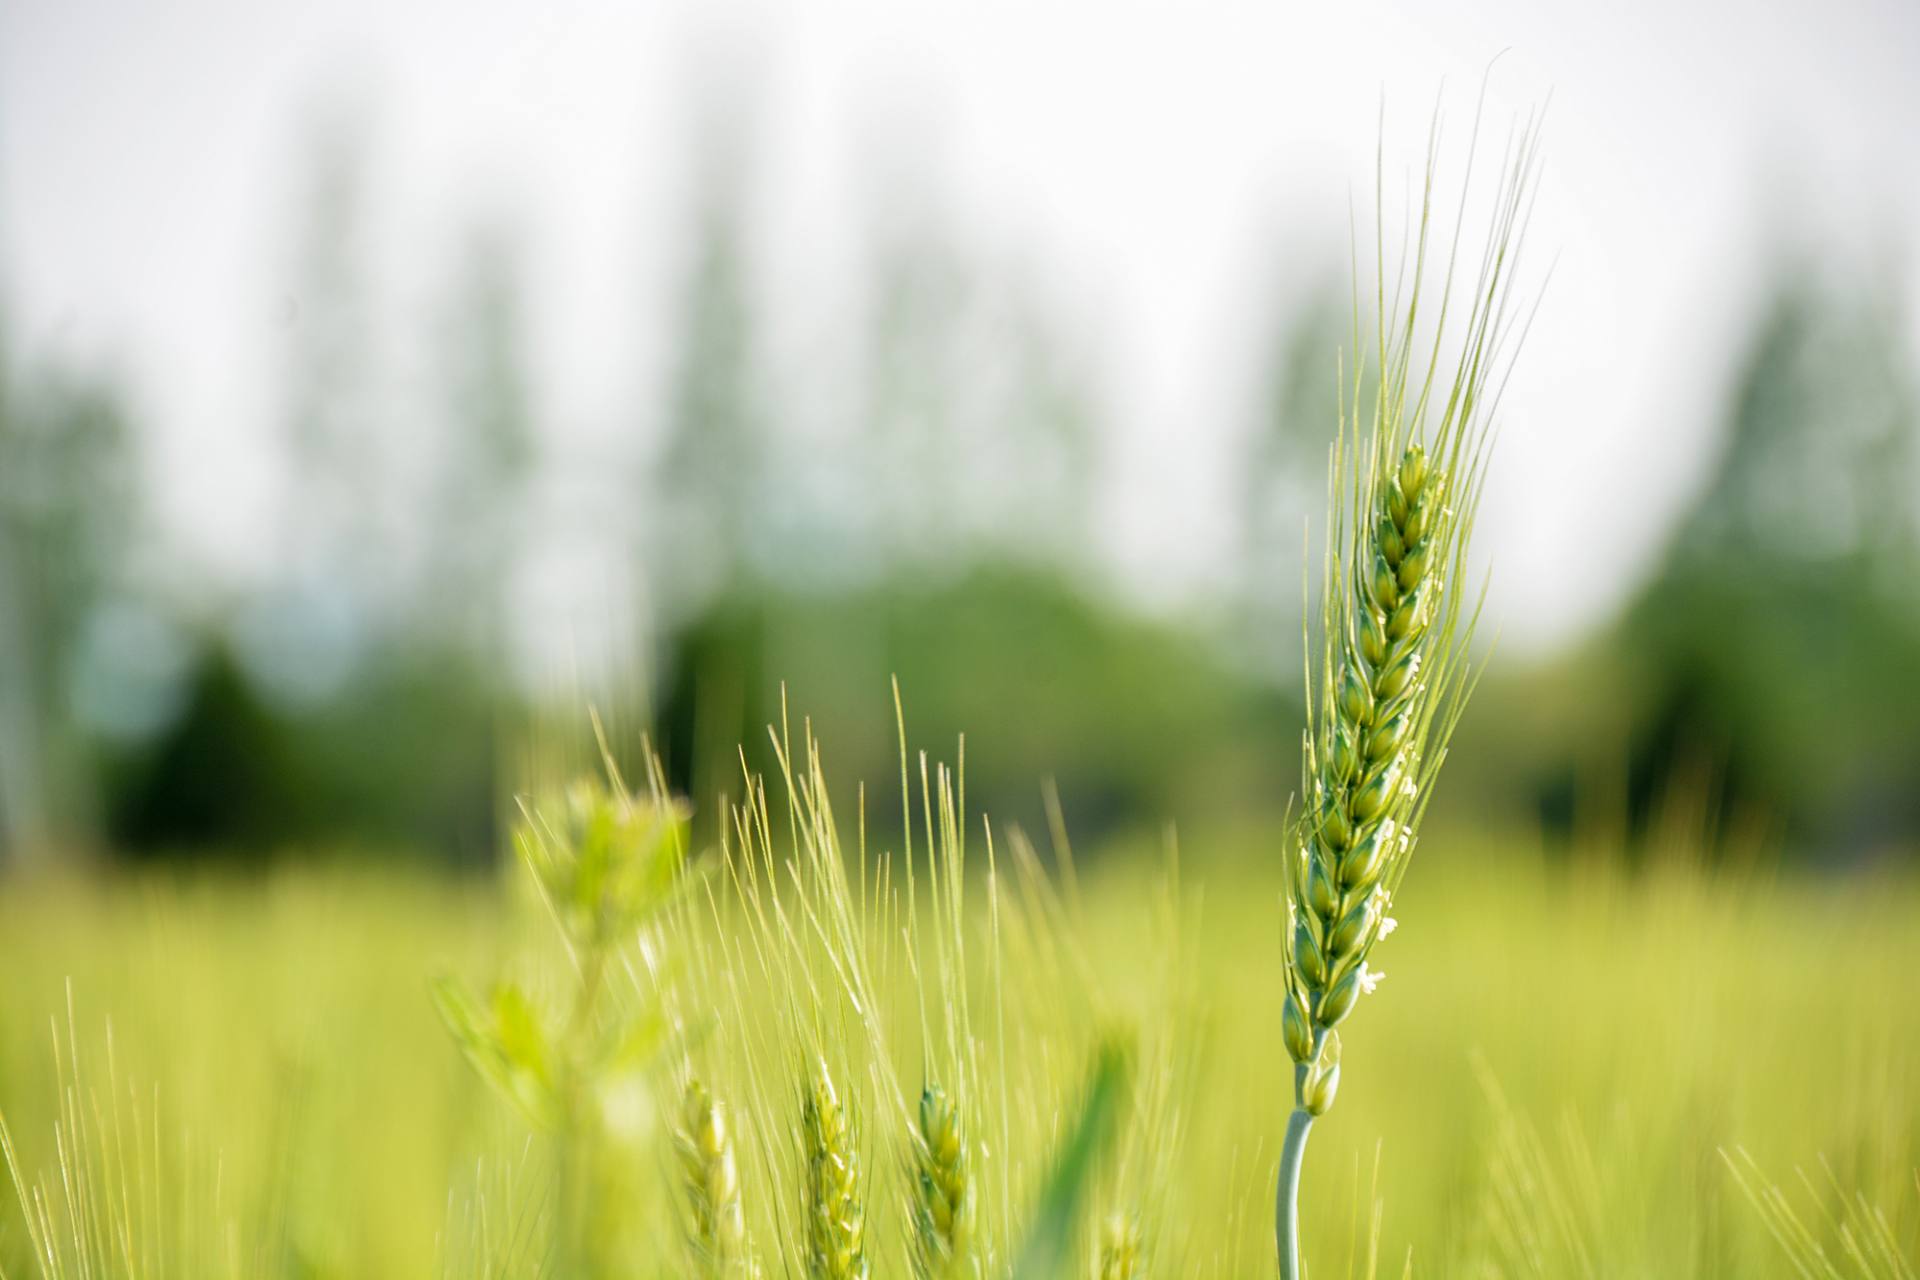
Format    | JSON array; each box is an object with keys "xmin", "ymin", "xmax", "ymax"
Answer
[{"xmin": 2, "ymin": 828, "xmax": 1916, "ymax": 1277}]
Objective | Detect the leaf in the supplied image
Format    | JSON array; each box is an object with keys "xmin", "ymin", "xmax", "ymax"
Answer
[
  {"xmin": 596, "ymin": 1006, "xmax": 671, "ymax": 1077},
  {"xmin": 431, "ymin": 975, "xmax": 559, "ymax": 1130},
  {"xmin": 1011, "ymin": 1032, "xmax": 1135, "ymax": 1280}
]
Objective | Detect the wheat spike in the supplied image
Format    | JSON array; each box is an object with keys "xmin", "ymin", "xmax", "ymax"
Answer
[
  {"xmin": 801, "ymin": 1062, "xmax": 869, "ymax": 1280},
  {"xmin": 1280, "ymin": 102, "xmax": 1540, "ymax": 1114},
  {"xmin": 911, "ymin": 1084, "xmax": 973, "ymax": 1278},
  {"xmin": 1283, "ymin": 438, "xmax": 1453, "ymax": 1114},
  {"xmin": 1274, "ymin": 101, "xmax": 1544, "ymax": 1280},
  {"xmin": 678, "ymin": 1079, "xmax": 748, "ymax": 1276}
]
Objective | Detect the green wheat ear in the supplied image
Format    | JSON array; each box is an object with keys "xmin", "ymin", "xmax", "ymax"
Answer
[
  {"xmin": 1285, "ymin": 436, "xmax": 1448, "ymax": 1110},
  {"xmin": 801, "ymin": 1061, "xmax": 869, "ymax": 1280},
  {"xmin": 678, "ymin": 1079, "xmax": 748, "ymax": 1276},
  {"xmin": 911, "ymin": 1084, "xmax": 973, "ymax": 1279},
  {"xmin": 1274, "ymin": 101, "xmax": 1544, "ymax": 1280}
]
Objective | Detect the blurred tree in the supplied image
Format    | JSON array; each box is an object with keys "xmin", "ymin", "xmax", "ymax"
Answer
[
  {"xmin": 658, "ymin": 561, "xmax": 1285, "ymax": 845},
  {"xmin": 647, "ymin": 117, "xmax": 774, "ymax": 808},
  {"xmin": 106, "ymin": 645, "xmax": 299, "ymax": 857},
  {"xmin": 863, "ymin": 222, "xmax": 971, "ymax": 565},
  {"xmin": 654, "ymin": 135, "xmax": 765, "ymax": 620},
  {"xmin": 1612, "ymin": 261, "xmax": 1920, "ymax": 856},
  {"xmin": 259, "ymin": 98, "xmax": 399, "ymax": 715},
  {"xmin": 1672, "ymin": 265, "xmax": 1918, "ymax": 566},
  {"xmin": 92, "ymin": 105, "xmax": 519, "ymax": 867},
  {"xmin": 656, "ymin": 172, "xmax": 1119, "ymax": 812},
  {"xmin": 987, "ymin": 288, "xmax": 1101, "ymax": 569},
  {"xmin": 861, "ymin": 220, "xmax": 1099, "ymax": 572},
  {"xmin": 105, "ymin": 639, "xmax": 501, "ymax": 865},
  {"xmin": 427, "ymin": 217, "xmax": 536, "ymax": 665},
  {"xmin": 283, "ymin": 102, "xmax": 382, "ymax": 580},
  {"xmin": 1236, "ymin": 280, "xmax": 1345, "ymax": 681},
  {"xmin": 0, "ymin": 334, "xmax": 138, "ymax": 865}
]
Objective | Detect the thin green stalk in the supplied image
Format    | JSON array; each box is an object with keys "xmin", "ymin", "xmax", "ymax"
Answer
[{"xmin": 1275, "ymin": 1107, "xmax": 1314, "ymax": 1280}]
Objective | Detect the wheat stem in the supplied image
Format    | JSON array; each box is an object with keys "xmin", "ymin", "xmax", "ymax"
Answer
[{"xmin": 1275, "ymin": 1108, "xmax": 1313, "ymax": 1280}]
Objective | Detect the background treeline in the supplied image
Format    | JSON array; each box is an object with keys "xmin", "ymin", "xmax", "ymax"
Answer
[{"xmin": 2, "ymin": 115, "xmax": 1916, "ymax": 872}]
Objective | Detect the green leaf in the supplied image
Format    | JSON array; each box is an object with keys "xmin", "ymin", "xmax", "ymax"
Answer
[
  {"xmin": 1011, "ymin": 1032, "xmax": 1135, "ymax": 1280},
  {"xmin": 431, "ymin": 975, "xmax": 559, "ymax": 1130}
]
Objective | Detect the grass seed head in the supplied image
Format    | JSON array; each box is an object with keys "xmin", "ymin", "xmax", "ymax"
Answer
[
  {"xmin": 1280, "ymin": 110, "xmax": 1543, "ymax": 1122},
  {"xmin": 801, "ymin": 1062, "xmax": 869, "ymax": 1280},
  {"xmin": 1286, "ymin": 438, "xmax": 1456, "ymax": 1090},
  {"xmin": 678, "ymin": 1079, "xmax": 748, "ymax": 1275},
  {"xmin": 911, "ymin": 1084, "xmax": 973, "ymax": 1279}
]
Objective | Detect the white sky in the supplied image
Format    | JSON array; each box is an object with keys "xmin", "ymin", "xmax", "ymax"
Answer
[{"xmin": 3, "ymin": 0, "xmax": 1918, "ymax": 657}]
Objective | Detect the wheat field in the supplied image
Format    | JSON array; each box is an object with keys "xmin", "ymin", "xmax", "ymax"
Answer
[{"xmin": 0, "ymin": 756, "xmax": 1913, "ymax": 1277}]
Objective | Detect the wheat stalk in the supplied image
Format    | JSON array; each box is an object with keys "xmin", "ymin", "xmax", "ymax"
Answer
[
  {"xmin": 1274, "ymin": 99, "xmax": 1542, "ymax": 1280},
  {"xmin": 802, "ymin": 1061, "xmax": 870, "ymax": 1280}
]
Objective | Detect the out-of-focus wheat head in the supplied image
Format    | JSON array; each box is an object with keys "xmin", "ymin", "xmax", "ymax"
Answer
[
  {"xmin": 678, "ymin": 1079, "xmax": 748, "ymax": 1276},
  {"xmin": 801, "ymin": 1061, "xmax": 871, "ymax": 1280},
  {"xmin": 911, "ymin": 1083, "xmax": 973, "ymax": 1278}
]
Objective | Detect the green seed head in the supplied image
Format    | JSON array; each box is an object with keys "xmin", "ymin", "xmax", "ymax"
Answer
[
  {"xmin": 802, "ymin": 1064, "xmax": 868, "ymax": 1280},
  {"xmin": 911, "ymin": 1085, "xmax": 972, "ymax": 1278},
  {"xmin": 1281, "ymin": 117, "xmax": 1530, "ymax": 1133},
  {"xmin": 678, "ymin": 1081, "xmax": 748, "ymax": 1274}
]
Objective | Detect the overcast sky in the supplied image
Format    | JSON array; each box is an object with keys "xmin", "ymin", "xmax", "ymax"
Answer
[{"xmin": 4, "ymin": 0, "xmax": 1918, "ymax": 659}]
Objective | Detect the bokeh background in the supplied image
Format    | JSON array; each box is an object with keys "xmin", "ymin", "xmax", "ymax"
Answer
[{"xmin": 2, "ymin": 0, "xmax": 1918, "ymax": 872}]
